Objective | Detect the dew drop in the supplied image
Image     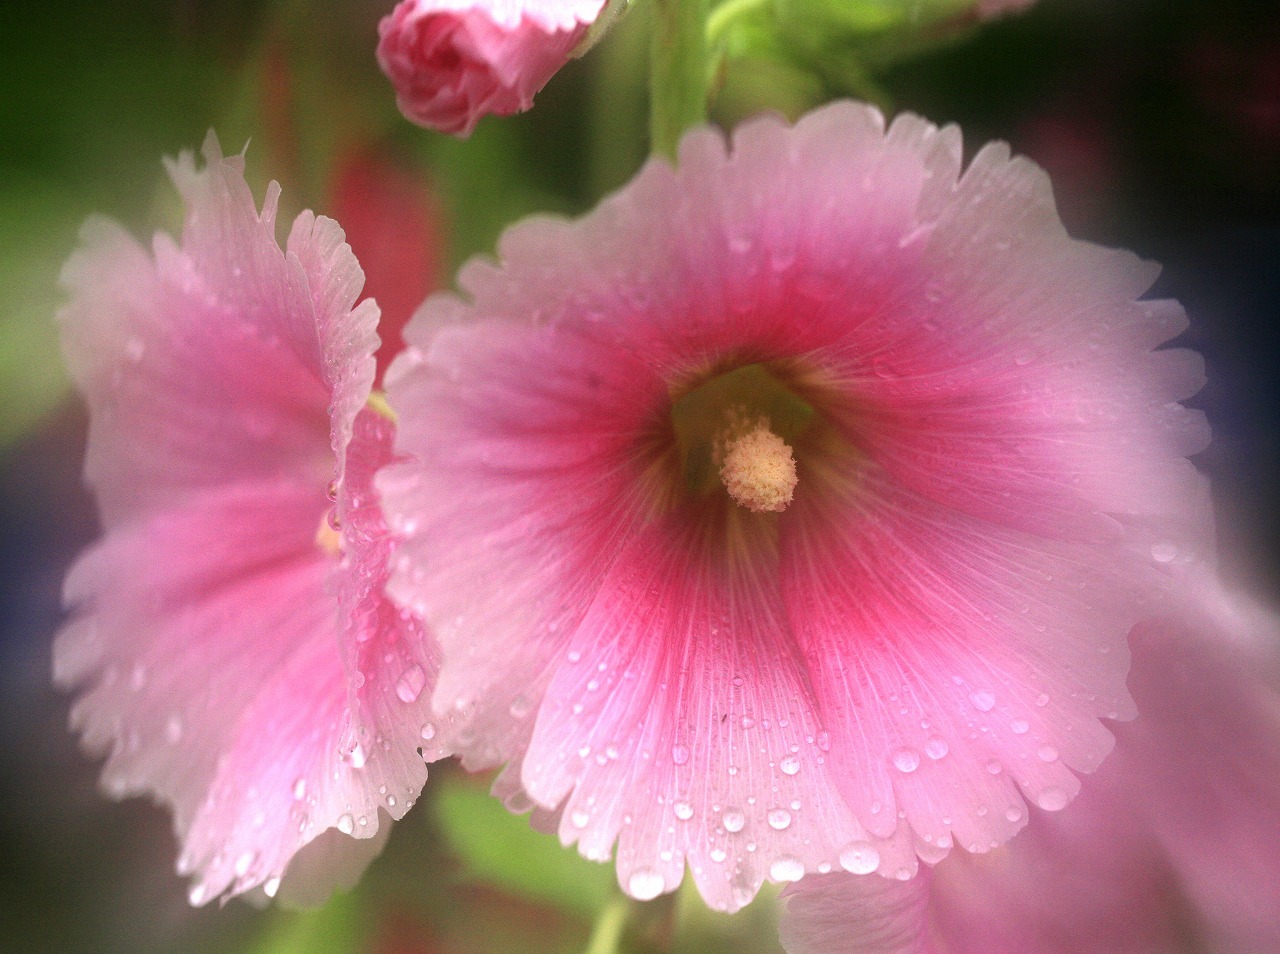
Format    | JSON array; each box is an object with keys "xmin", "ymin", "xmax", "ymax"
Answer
[
  {"xmin": 1005, "ymin": 806, "xmax": 1023, "ymax": 823},
  {"xmin": 293, "ymin": 778, "xmax": 307, "ymax": 800},
  {"xmin": 1011, "ymin": 719, "xmax": 1029, "ymax": 735},
  {"xmin": 348, "ymin": 743, "xmax": 367, "ymax": 768},
  {"xmin": 710, "ymin": 847, "xmax": 727, "ymax": 863},
  {"xmin": 1151, "ymin": 541, "xmax": 1178, "ymax": 563},
  {"xmin": 969, "ymin": 691, "xmax": 996, "ymax": 712},
  {"xmin": 723, "ymin": 809, "xmax": 746, "ymax": 833},
  {"xmin": 188, "ymin": 884, "xmax": 207, "ymax": 906},
  {"xmin": 1037, "ymin": 787, "xmax": 1070, "ymax": 811},
  {"xmin": 395, "ymin": 665, "xmax": 426, "ymax": 704},
  {"xmin": 234, "ymin": 851, "xmax": 257, "ymax": 877},
  {"xmin": 672, "ymin": 745, "xmax": 690, "ymax": 766},
  {"xmin": 263, "ymin": 877, "xmax": 281, "ymax": 899},
  {"xmin": 674, "ymin": 802, "xmax": 694, "ymax": 821},
  {"xmin": 767, "ymin": 808, "xmax": 792, "ymax": 831},
  {"xmin": 770, "ymin": 857, "xmax": 805, "ymax": 882},
  {"xmin": 924, "ymin": 737, "xmax": 949, "ymax": 760},
  {"xmin": 337, "ymin": 813, "xmax": 355, "ymax": 835},
  {"xmin": 509, "ymin": 695, "xmax": 531, "ymax": 718},
  {"xmin": 420, "ymin": 722, "xmax": 436, "ymax": 741},
  {"xmin": 1037, "ymin": 744, "xmax": 1059, "ymax": 763},
  {"xmin": 1036, "ymin": 693, "xmax": 1050, "ymax": 707},
  {"xmin": 892, "ymin": 748, "xmax": 921, "ymax": 773},
  {"xmin": 628, "ymin": 869, "xmax": 665, "ymax": 901},
  {"xmin": 780, "ymin": 755, "xmax": 801, "ymax": 776},
  {"xmin": 839, "ymin": 841, "xmax": 880, "ymax": 874},
  {"xmin": 571, "ymin": 809, "xmax": 590, "ymax": 829}
]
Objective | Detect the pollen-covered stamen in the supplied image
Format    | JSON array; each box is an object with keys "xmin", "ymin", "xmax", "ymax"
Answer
[{"xmin": 716, "ymin": 412, "xmax": 798, "ymax": 513}]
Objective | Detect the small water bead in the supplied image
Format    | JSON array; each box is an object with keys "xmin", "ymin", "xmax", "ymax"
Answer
[
  {"xmin": 337, "ymin": 813, "xmax": 354, "ymax": 835},
  {"xmin": 293, "ymin": 778, "xmax": 307, "ymax": 800},
  {"xmin": 571, "ymin": 809, "xmax": 591, "ymax": 829},
  {"xmin": 1005, "ymin": 806, "xmax": 1023, "ymax": 823},
  {"xmin": 892, "ymin": 748, "xmax": 921, "ymax": 773},
  {"xmin": 188, "ymin": 884, "xmax": 207, "ymax": 906},
  {"xmin": 420, "ymin": 722, "xmax": 436, "ymax": 741},
  {"xmin": 779, "ymin": 756, "xmax": 801, "ymax": 776},
  {"xmin": 1037, "ymin": 744, "xmax": 1059, "ymax": 763},
  {"xmin": 263, "ymin": 877, "xmax": 281, "ymax": 898},
  {"xmin": 924, "ymin": 737, "xmax": 949, "ymax": 760},
  {"xmin": 839, "ymin": 842, "xmax": 880, "ymax": 875},
  {"xmin": 710, "ymin": 847, "xmax": 728, "ymax": 863},
  {"xmin": 969, "ymin": 691, "xmax": 996, "ymax": 712},
  {"xmin": 674, "ymin": 802, "xmax": 694, "ymax": 821},
  {"xmin": 1010, "ymin": 719, "xmax": 1030, "ymax": 735},
  {"xmin": 1036, "ymin": 693, "xmax": 1050, "ymax": 707},
  {"xmin": 395, "ymin": 665, "xmax": 426, "ymax": 704},
  {"xmin": 770, "ymin": 857, "xmax": 805, "ymax": 882},
  {"xmin": 628, "ymin": 869, "xmax": 665, "ymax": 901},
  {"xmin": 234, "ymin": 851, "xmax": 257, "ymax": 877},
  {"xmin": 672, "ymin": 745, "xmax": 690, "ymax": 765},
  {"xmin": 767, "ymin": 808, "xmax": 792, "ymax": 831},
  {"xmin": 1151, "ymin": 541, "xmax": 1178, "ymax": 563},
  {"xmin": 723, "ymin": 809, "xmax": 746, "ymax": 833},
  {"xmin": 1036, "ymin": 787, "xmax": 1070, "ymax": 811},
  {"xmin": 985, "ymin": 759, "xmax": 1003, "ymax": 775}
]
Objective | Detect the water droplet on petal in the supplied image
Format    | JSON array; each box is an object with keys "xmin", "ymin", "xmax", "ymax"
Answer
[
  {"xmin": 723, "ymin": 809, "xmax": 746, "ymax": 833},
  {"xmin": 674, "ymin": 802, "xmax": 694, "ymax": 821},
  {"xmin": 780, "ymin": 756, "xmax": 800, "ymax": 776},
  {"xmin": 628, "ymin": 869, "xmax": 665, "ymax": 901},
  {"xmin": 1037, "ymin": 744, "xmax": 1059, "ymax": 763},
  {"xmin": 770, "ymin": 857, "xmax": 805, "ymax": 882},
  {"xmin": 571, "ymin": 809, "xmax": 590, "ymax": 829},
  {"xmin": 396, "ymin": 665, "xmax": 426, "ymax": 703},
  {"xmin": 234, "ymin": 851, "xmax": 257, "ymax": 877},
  {"xmin": 1011, "ymin": 719, "xmax": 1029, "ymax": 734},
  {"xmin": 767, "ymin": 808, "xmax": 792, "ymax": 831},
  {"xmin": 1037, "ymin": 787, "xmax": 1070, "ymax": 811},
  {"xmin": 969, "ymin": 691, "xmax": 996, "ymax": 712},
  {"xmin": 840, "ymin": 841, "xmax": 880, "ymax": 874},
  {"xmin": 924, "ymin": 737, "xmax": 949, "ymax": 759},
  {"xmin": 1005, "ymin": 806, "xmax": 1023, "ymax": 823},
  {"xmin": 420, "ymin": 722, "xmax": 436, "ymax": 741},
  {"xmin": 1151, "ymin": 541, "xmax": 1178, "ymax": 563},
  {"xmin": 337, "ymin": 813, "xmax": 355, "ymax": 835},
  {"xmin": 892, "ymin": 748, "xmax": 920, "ymax": 773},
  {"xmin": 672, "ymin": 745, "xmax": 690, "ymax": 766},
  {"xmin": 263, "ymin": 877, "xmax": 280, "ymax": 898},
  {"xmin": 293, "ymin": 778, "xmax": 307, "ymax": 800}
]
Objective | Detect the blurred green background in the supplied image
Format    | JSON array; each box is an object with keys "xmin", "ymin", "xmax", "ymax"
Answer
[{"xmin": 1, "ymin": 0, "xmax": 1278, "ymax": 951}]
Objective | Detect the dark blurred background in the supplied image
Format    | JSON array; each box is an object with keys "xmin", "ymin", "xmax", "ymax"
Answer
[{"xmin": 1, "ymin": 0, "xmax": 1277, "ymax": 951}]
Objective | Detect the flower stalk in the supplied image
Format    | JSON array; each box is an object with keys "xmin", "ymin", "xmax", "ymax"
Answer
[{"xmin": 649, "ymin": 0, "xmax": 713, "ymax": 158}]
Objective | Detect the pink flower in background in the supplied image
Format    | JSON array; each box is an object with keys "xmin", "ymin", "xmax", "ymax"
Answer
[
  {"xmin": 377, "ymin": 0, "xmax": 608, "ymax": 136},
  {"xmin": 379, "ymin": 102, "xmax": 1212, "ymax": 910},
  {"xmin": 330, "ymin": 147, "xmax": 446, "ymax": 385},
  {"xmin": 778, "ymin": 604, "xmax": 1280, "ymax": 953},
  {"xmin": 55, "ymin": 134, "xmax": 447, "ymax": 905}
]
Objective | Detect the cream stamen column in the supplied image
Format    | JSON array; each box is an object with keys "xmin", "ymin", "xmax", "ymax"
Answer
[{"xmin": 717, "ymin": 414, "xmax": 798, "ymax": 513}]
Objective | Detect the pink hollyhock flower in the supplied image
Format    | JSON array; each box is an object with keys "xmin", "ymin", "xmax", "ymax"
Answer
[
  {"xmin": 54, "ymin": 133, "xmax": 447, "ymax": 905},
  {"xmin": 377, "ymin": 0, "xmax": 608, "ymax": 137},
  {"xmin": 379, "ymin": 101, "xmax": 1212, "ymax": 910},
  {"xmin": 778, "ymin": 601, "xmax": 1280, "ymax": 953}
]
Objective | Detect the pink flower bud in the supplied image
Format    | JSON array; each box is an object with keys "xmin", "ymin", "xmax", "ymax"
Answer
[{"xmin": 377, "ymin": 0, "xmax": 607, "ymax": 137}]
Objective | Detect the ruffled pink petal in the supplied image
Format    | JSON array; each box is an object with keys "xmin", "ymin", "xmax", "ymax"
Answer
[
  {"xmin": 779, "ymin": 871, "xmax": 937, "ymax": 954},
  {"xmin": 377, "ymin": 0, "xmax": 603, "ymax": 136},
  {"xmin": 923, "ymin": 609, "xmax": 1280, "ymax": 953},
  {"xmin": 56, "ymin": 135, "xmax": 440, "ymax": 903},
  {"xmin": 381, "ymin": 102, "xmax": 1214, "ymax": 909}
]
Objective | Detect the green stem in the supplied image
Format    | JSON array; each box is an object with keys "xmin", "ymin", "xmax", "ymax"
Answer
[
  {"xmin": 705, "ymin": 0, "xmax": 769, "ymax": 44},
  {"xmin": 649, "ymin": 0, "xmax": 713, "ymax": 159},
  {"xmin": 583, "ymin": 896, "xmax": 630, "ymax": 954}
]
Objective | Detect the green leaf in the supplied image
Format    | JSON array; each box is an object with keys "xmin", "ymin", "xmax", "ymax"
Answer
[{"xmin": 434, "ymin": 777, "xmax": 619, "ymax": 918}]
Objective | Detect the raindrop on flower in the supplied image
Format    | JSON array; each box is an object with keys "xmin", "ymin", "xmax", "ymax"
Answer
[
  {"xmin": 839, "ymin": 841, "xmax": 880, "ymax": 874},
  {"xmin": 628, "ymin": 869, "xmax": 665, "ymax": 901}
]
